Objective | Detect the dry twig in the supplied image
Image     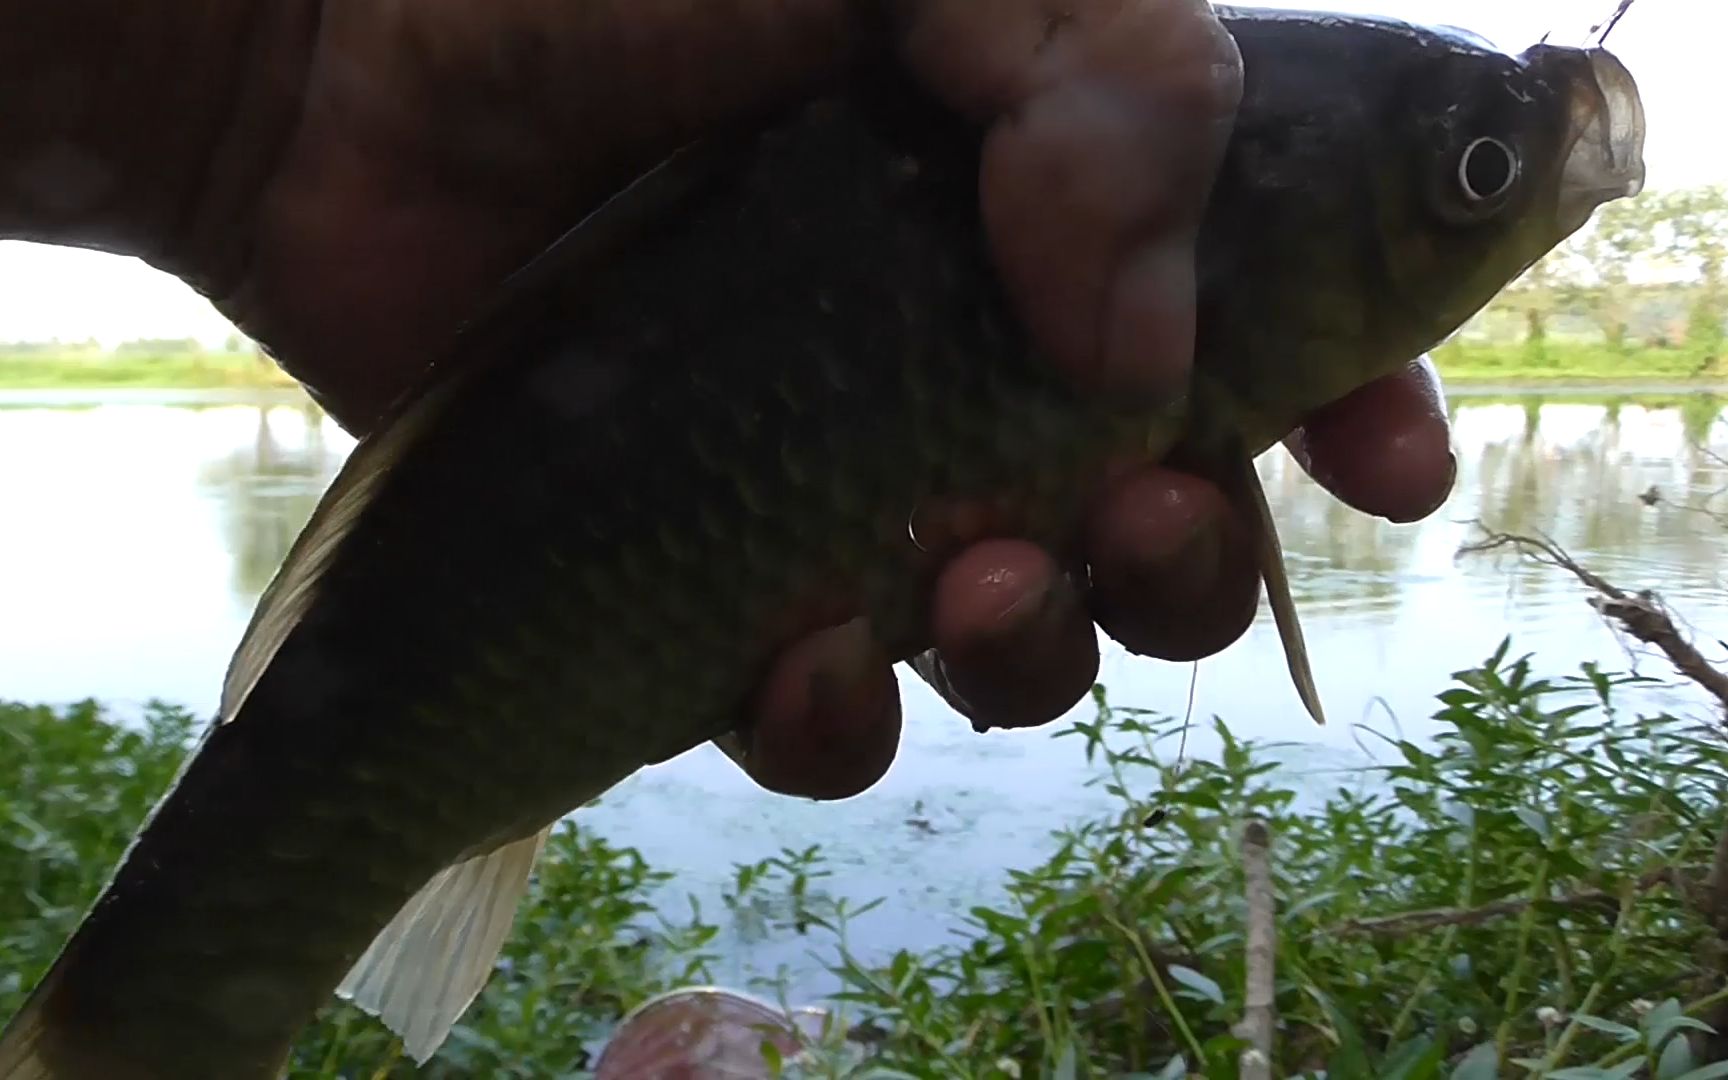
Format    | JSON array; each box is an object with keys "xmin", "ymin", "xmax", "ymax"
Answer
[
  {"xmin": 1234, "ymin": 820, "xmax": 1276, "ymax": 1080},
  {"xmin": 1457, "ymin": 523, "xmax": 1728, "ymax": 720}
]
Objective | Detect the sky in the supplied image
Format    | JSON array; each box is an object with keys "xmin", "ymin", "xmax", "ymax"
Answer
[{"xmin": 0, "ymin": 0, "xmax": 1717, "ymax": 347}]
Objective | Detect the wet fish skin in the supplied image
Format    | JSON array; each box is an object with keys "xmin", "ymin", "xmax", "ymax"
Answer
[{"xmin": 0, "ymin": 9, "xmax": 1644, "ymax": 1079}]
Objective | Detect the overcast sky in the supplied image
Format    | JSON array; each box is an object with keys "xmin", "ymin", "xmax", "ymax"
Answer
[{"xmin": 0, "ymin": 0, "xmax": 1714, "ymax": 347}]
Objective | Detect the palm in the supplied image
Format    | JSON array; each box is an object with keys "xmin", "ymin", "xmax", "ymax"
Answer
[{"xmin": 220, "ymin": 1, "xmax": 855, "ymax": 432}]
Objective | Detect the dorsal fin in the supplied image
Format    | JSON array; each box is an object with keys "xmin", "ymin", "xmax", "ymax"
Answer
[
  {"xmin": 219, "ymin": 132, "xmax": 750, "ymax": 727},
  {"xmin": 216, "ymin": 377, "xmax": 458, "ymax": 724},
  {"xmin": 337, "ymin": 825, "xmax": 553, "ymax": 1063}
]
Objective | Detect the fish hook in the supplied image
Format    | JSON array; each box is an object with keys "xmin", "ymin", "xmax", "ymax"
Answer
[{"xmin": 906, "ymin": 503, "xmax": 930, "ymax": 554}]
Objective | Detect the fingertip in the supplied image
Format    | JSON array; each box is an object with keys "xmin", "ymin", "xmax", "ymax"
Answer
[
  {"xmin": 742, "ymin": 618, "xmax": 903, "ymax": 801},
  {"xmin": 1284, "ymin": 358, "xmax": 1456, "ymax": 524},
  {"xmin": 924, "ymin": 539, "xmax": 1100, "ymax": 731},
  {"xmin": 1085, "ymin": 465, "xmax": 1260, "ymax": 661}
]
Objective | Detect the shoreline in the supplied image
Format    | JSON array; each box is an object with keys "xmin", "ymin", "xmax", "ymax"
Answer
[
  {"xmin": 1, "ymin": 348, "xmax": 1723, "ymax": 398},
  {"xmin": 3, "ymin": 375, "xmax": 1723, "ymax": 399}
]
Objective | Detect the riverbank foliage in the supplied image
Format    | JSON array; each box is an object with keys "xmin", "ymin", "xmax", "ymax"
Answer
[
  {"xmin": 0, "ymin": 344, "xmax": 298, "ymax": 390},
  {"xmin": 4, "ymin": 643, "xmax": 1728, "ymax": 1078},
  {"xmin": 1429, "ymin": 340, "xmax": 1724, "ymax": 385}
]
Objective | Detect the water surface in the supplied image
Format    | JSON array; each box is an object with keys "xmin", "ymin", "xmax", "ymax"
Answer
[{"xmin": 2, "ymin": 387, "xmax": 1724, "ymax": 999}]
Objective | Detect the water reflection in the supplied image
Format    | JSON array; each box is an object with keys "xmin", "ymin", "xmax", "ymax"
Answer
[
  {"xmin": 0, "ymin": 388, "xmax": 1723, "ymax": 999},
  {"xmin": 195, "ymin": 400, "xmax": 337, "ymax": 599}
]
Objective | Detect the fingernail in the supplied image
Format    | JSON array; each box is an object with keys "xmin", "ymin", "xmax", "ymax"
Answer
[
  {"xmin": 1103, "ymin": 241, "xmax": 1198, "ymax": 401},
  {"xmin": 983, "ymin": 570, "xmax": 1063, "ymax": 641}
]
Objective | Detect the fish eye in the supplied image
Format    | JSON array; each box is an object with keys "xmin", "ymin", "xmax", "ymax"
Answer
[{"xmin": 1457, "ymin": 136, "xmax": 1519, "ymax": 204}]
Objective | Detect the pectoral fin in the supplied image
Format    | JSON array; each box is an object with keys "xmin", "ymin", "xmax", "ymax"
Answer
[
  {"xmin": 337, "ymin": 825, "xmax": 553, "ymax": 1063},
  {"xmin": 1235, "ymin": 446, "xmax": 1327, "ymax": 727}
]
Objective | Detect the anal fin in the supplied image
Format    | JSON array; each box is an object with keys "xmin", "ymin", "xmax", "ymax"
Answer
[{"xmin": 337, "ymin": 825, "xmax": 553, "ymax": 1063}]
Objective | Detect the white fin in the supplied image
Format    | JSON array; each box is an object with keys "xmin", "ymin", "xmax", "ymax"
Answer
[
  {"xmin": 1241, "ymin": 448, "xmax": 1328, "ymax": 727},
  {"xmin": 217, "ymin": 376, "xmax": 460, "ymax": 726},
  {"xmin": 337, "ymin": 825, "xmax": 553, "ymax": 1064}
]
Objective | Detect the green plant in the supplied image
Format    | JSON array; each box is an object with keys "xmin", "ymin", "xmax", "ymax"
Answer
[
  {"xmin": 3, "ymin": 639, "xmax": 1725, "ymax": 1078},
  {"xmin": 784, "ymin": 643, "xmax": 1728, "ymax": 1078}
]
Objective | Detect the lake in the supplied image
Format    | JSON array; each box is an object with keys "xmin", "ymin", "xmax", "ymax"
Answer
[{"xmin": 2, "ymin": 386, "xmax": 1726, "ymax": 1003}]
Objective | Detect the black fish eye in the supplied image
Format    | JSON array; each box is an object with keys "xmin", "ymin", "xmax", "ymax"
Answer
[{"xmin": 1458, "ymin": 136, "xmax": 1519, "ymax": 203}]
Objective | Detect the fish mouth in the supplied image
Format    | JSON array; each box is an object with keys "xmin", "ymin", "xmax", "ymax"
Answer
[{"xmin": 1547, "ymin": 44, "xmax": 1647, "ymax": 232}]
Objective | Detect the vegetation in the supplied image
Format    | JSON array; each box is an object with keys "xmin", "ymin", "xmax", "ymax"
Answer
[
  {"xmin": 0, "ymin": 338, "xmax": 298, "ymax": 391},
  {"xmin": 5, "ymin": 640, "xmax": 1728, "ymax": 1078},
  {"xmin": 1431, "ymin": 184, "xmax": 1726, "ymax": 386},
  {"xmin": 1430, "ymin": 341, "xmax": 1721, "ymax": 384},
  {"xmin": 1, "ymin": 187, "xmax": 1723, "ymax": 394}
]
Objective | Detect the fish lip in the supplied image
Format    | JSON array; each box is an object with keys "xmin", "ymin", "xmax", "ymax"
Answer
[{"xmin": 1548, "ymin": 44, "xmax": 1647, "ymax": 230}]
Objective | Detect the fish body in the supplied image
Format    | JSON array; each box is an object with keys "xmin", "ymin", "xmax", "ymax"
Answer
[{"xmin": 0, "ymin": 9, "xmax": 1644, "ymax": 1078}]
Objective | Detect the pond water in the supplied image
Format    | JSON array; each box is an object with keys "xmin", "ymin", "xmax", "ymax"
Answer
[{"xmin": 2, "ymin": 386, "xmax": 1726, "ymax": 1002}]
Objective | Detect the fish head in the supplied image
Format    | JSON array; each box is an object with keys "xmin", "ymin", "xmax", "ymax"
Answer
[{"xmin": 1194, "ymin": 9, "xmax": 1646, "ymax": 449}]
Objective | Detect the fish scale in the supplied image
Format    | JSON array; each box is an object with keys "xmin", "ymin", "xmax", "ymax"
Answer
[{"xmin": 0, "ymin": 10, "xmax": 1646, "ymax": 1077}]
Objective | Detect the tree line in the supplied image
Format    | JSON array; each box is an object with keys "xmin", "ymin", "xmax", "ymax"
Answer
[
  {"xmin": 4, "ymin": 188, "xmax": 1725, "ymax": 368},
  {"xmin": 1480, "ymin": 184, "xmax": 1725, "ymax": 356}
]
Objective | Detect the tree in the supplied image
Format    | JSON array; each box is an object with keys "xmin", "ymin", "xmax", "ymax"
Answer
[
  {"xmin": 1573, "ymin": 193, "xmax": 1660, "ymax": 352},
  {"xmin": 1665, "ymin": 185, "xmax": 1727, "ymax": 355},
  {"xmin": 1501, "ymin": 252, "xmax": 1564, "ymax": 354}
]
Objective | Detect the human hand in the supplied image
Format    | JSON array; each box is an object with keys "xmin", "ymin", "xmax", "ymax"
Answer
[{"xmin": 5, "ymin": 0, "xmax": 1454, "ymax": 800}]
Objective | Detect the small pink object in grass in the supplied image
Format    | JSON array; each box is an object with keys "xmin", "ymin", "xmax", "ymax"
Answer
[{"xmin": 593, "ymin": 986, "xmax": 831, "ymax": 1079}]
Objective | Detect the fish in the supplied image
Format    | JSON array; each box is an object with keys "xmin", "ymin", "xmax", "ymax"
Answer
[{"xmin": 0, "ymin": 7, "xmax": 1645, "ymax": 1078}]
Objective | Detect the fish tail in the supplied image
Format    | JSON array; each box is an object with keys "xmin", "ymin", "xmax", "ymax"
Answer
[
  {"xmin": 0, "ymin": 913, "xmax": 297, "ymax": 1079},
  {"xmin": 0, "ymin": 965, "xmax": 282, "ymax": 1080},
  {"xmin": 0, "ymin": 706, "xmax": 371, "ymax": 1079}
]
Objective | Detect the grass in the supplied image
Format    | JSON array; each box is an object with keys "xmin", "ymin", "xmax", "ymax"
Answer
[
  {"xmin": 1432, "ymin": 340, "xmax": 1727, "ymax": 386},
  {"xmin": 4, "ymin": 642, "xmax": 1728, "ymax": 1077},
  {"xmin": 0, "ymin": 350, "xmax": 300, "ymax": 390}
]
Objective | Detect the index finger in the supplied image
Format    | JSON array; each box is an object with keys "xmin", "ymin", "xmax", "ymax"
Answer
[{"xmin": 899, "ymin": 0, "xmax": 1243, "ymax": 396}]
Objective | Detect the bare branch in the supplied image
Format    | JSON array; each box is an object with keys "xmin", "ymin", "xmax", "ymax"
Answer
[
  {"xmin": 1316, "ymin": 866, "xmax": 1695, "ymax": 939},
  {"xmin": 1457, "ymin": 523, "xmax": 1728, "ymax": 720}
]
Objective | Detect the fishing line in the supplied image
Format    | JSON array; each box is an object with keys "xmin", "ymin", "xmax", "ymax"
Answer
[
  {"xmin": 1540, "ymin": 0, "xmax": 1635, "ymax": 49},
  {"xmin": 1177, "ymin": 660, "xmax": 1198, "ymax": 776},
  {"xmin": 1588, "ymin": 0, "xmax": 1637, "ymax": 47},
  {"xmin": 1142, "ymin": 661, "xmax": 1198, "ymax": 829}
]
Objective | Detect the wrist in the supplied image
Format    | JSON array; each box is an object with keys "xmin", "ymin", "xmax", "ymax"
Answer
[{"xmin": 0, "ymin": 0, "xmax": 320, "ymax": 297}]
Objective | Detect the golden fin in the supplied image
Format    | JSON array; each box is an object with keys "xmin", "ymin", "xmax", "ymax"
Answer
[
  {"xmin": 337, "ymin": 825, "xmax": 553, "ymax": 1064},
  {"xmin": 216, "ymin": 376, "xmax": 459, "ymax": 725},
  {"xmin": 1238, "ymin": 447, "xmax": 1327, "ymax": 727}
]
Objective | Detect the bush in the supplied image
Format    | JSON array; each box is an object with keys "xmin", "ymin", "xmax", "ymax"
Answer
[{"xmin": 3, "ymin": 641, "xmax": 1726, "ymax": 1078}]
